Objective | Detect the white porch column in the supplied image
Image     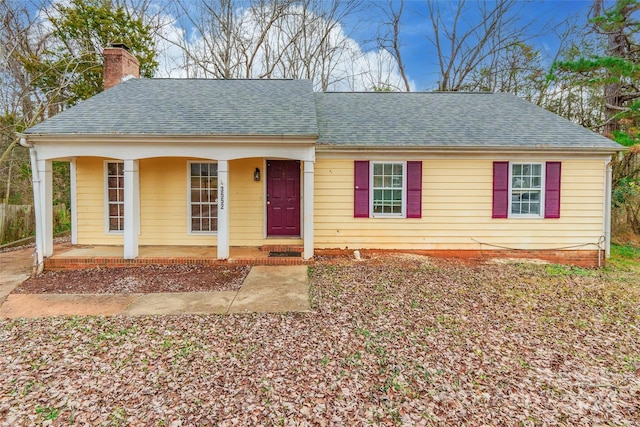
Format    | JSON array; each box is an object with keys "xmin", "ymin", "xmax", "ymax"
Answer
[
  {"xmin": 38, "ymin": 159, "xmax": 53, "ymax": 257},
  {"xmin": 303, "ymin": 161, "xmax": 314, "ymax": 260},
  {"xmin": 123, "ymin": 159, "xmax": 140, "ymax": 259},
  {"xmin": 28, "ymin": 148, "xmax": 44, "ymax": 270},
  {"xmin": 69, "ymin": 159, "xmax": 78, "ymax": 245},
  {"xmin": 217, "ymin": 160, "xmax": 229, "ymax": 259}
]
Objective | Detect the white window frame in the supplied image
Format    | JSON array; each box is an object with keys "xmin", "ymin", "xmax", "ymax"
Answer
[
  {"xmin": 187, "ymin": 161, "xmax": 219, "ymax": 235},
  {"xmin": 104, "ymin": 160, "xmax": 124, "ymax": 234},
  {"xmin": 370, "ymin": 161, "xmax": 406, "ymax": 218},
  {"xmin": 508, "ymin": 162, "xmax": 545, "ymax": 219}
]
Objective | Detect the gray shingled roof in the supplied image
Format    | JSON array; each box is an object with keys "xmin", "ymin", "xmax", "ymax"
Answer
[
  {"xmin": 25, "ymin": 79, "xmax": 622, "ymax": 151},
  {"xmin": 24, "ymin": 79, "xmax": 318, "ymax": 137},
  {"xmin": 314, "ymin": 91, "xmax": 622, "ymax": 150}
]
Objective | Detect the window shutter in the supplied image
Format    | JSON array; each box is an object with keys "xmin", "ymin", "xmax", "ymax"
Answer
[
  {"xmin": 492, "ymin": 161, "xmax": 509, "ymax": 218},
  {"xmin": 354, "ymin": 161, "xmax": 370, "ymax": 218},
  {"xmin": 406, "ymin": 161, "xmax": 422, "ymax": 218},
  {"xmin": 544, "ymin": 162, "xmax": 561, "ymax": 218}
]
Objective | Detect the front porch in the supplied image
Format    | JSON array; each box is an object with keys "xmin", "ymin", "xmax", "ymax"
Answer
[
  {"xmin": 44, "ymin": 244, "xmax": 312, "ymax": 270},
  {"xmin": 27, "ymin": 150, "xmax": 316, "ymax": 273}
]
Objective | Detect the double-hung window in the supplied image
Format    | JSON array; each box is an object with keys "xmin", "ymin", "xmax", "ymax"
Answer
[
  {"xmin": 105, "ymin": 161, "xmax": 124, "ymax": 232},
  {"xmin": 372, "ymin": 162, "xmax": 405, "ymax": 216},
  {"xmin": 510, "ymin": 163, "xmax": 543, "ymax": 217},
  {"xmin": 492, "ymin": 161, "xmax": 561, "ymax": 219},
  {"xmin": 354, "ymin": 160, "xmax": 422, "ymax": 218},
  {"xmin": 189, "ymin": 162, "xmax": 218, "ymax": 233}
]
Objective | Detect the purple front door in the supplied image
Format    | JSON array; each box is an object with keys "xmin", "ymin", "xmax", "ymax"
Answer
[{"xmin": 267, "ymin": 160, "xmax": 301, "ymax": 236}]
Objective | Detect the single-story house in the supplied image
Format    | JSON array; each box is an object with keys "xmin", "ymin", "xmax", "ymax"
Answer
[{"xmin": 20, "ymin": 45, "xmax": 624, "ymax": 269}]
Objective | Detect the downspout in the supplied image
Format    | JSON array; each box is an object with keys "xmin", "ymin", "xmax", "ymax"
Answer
[
  {"xmin": 19, "ymin": 136, "xmax": 44, "ymax": 274},
  {"xmin": 604, "ymin": 156, "xmax": 613, "ymax": 259}
]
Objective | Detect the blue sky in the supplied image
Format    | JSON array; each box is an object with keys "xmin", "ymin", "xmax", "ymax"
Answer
[
  {"xmin": 30, "ymin": 0, "xmax": 603, "ymax": 90},
  {"xmin": 352, "ymin": 0, "xmax": 597, "ymax": 90}
]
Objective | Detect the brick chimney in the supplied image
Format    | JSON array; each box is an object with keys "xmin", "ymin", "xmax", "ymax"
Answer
[{"xmin": 103, "ymin": 43, "xmax": 140, "ymax": 90}]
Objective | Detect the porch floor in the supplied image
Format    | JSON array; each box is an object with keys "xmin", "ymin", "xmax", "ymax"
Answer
[{"xmin": 45, "ymin": 245, "xmax": 311, "ymax": 270}]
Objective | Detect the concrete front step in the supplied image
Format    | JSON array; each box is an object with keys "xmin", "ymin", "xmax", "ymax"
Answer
[{"xmin": 260, "ymin": 245, "xmax": 305, "ymax": 253}]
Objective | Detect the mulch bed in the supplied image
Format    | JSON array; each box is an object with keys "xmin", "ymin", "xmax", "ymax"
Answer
[{"xmin": 13, "ymin": 264, "xmax": 250, "ymax": 294}]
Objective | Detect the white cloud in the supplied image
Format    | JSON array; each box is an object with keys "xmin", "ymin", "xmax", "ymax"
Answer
[
  {"xmin": 150, "ymin": 3, "xmax": 414, "ymax": 92},
  {"xmin": 33, "ymin": 1, "xmax": 414, "ymax": 91},
  {"xmin": 152, "ymin": 13, "xmax": 190, "ymax": 78}
]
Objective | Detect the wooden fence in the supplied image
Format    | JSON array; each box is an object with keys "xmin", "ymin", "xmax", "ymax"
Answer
[{"xmin": 0, "ymin": 204, "xmax": 68, "ymax": 245}]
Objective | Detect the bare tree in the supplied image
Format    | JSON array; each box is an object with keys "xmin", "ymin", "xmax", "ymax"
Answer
[
  {"xmin": 168, "ymin": 0, "xmax": 235, "ymax": 78},
  {"xmin": 0, "ymin": 0, "xmax": 48, "ymax": 123},
  {"xmin": 426, "ymin": 0, "xmax": 538, "ymax": 91},
  {"xmin": 268, "ymin": 0, "xmax": 366, "ymax": 90},
  {"xmin": 238, "ymin": 0, "xmax": 299, "ymax": 79},
  {"xmin": 163, "ymin": 0, "xmax": 408, "ymax": 91},
  {"xmin": 168, "ymin": 0, "xmax": 301, "ymax": 79},
  {"xmin": 0, "ymin": 0, "xmax": 49, "ymax": 205},
  {"xmin": 374, "ymin": 0, "xmax": 410, "ymax": 91},
  {"xmin": 463, "ymin": 14, "xmax": 582, "ymax": 108}
]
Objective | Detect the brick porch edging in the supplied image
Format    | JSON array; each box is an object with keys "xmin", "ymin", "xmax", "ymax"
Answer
[{"xmin": 44, "ymin": 256, "xmax": 313, "ymax": 271}]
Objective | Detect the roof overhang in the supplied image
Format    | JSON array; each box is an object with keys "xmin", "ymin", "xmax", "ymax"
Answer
[
  {"xmin": 20, "ymin": 133, "xmax": 318, "ymax": 144},
  {"xmin": 316, "ymin": 144, "xmax": 624, "ymax": 157},
  {"xmin": 19, "ymin": 133, "xmax": 317, "ymax": 162}
]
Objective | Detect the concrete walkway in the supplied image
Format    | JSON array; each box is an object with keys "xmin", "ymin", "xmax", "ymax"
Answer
[
  {"xmin": 0, "ymin": 247, "xmax": 33, "ymax": 304},
  {"xmin": 0, "ymin": 265, "xmax": 311, "ymax": 319}
]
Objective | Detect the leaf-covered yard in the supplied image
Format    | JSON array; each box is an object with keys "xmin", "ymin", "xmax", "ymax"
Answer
[{"xmin": 1, "ymin": 253, "xmax": 639, "ymax": 426}]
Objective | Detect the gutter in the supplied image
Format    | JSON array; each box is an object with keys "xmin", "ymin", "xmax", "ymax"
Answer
[
  {"xmin": 316, "ymin": 144, "xmax": 625, "ymax": 155},
  {"xmin": 604, "ymin": 157, "xmax": 614, "ymax": 259},
  {"xmin": 19, "ymin": 136, "xmax": 44, "ymax": 274}
]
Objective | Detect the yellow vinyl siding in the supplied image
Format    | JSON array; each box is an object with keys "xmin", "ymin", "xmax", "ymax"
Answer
[
  {"xmin": 76, "ymin": 157, "xmax": 218, "ymax": 245},
  {"xmin": 75, "ymin": 156, "xmax": 302, "ymax": 247},
  {"xmin": 76, "ymin": 157, "xmax": 122, "ymax": 244},
  {"xmin": 76, "ymin": 155, "xmax": 606, "ymax": 251},
  {"xmin": 228, "ymin": 158, "xmax": 264, "ymax": 246},
  {"xmin": 314, "ymin": 158, "xmax": 605, "ymax": 251},
  {"xmin": 139, "ymin": 158, "xmax": 218, "ymax": 245}
]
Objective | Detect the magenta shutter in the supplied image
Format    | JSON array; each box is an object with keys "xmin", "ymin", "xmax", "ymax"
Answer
[
  {"xmin": 354, "ymin": 161, "xmax": 370, "ymax": 218},
  {"xmin": 406, "ymin": 161, "xmax": 422, "ymax": 218},
  {"xmin": 492, "ymin": 161, "xmax": 509, "ymax": 218},
  {"xmin": 544, "ymin": 162, "xmax": 561, "ymax": 219}
]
